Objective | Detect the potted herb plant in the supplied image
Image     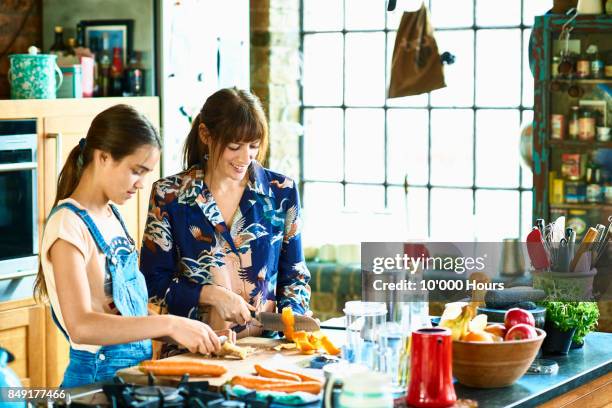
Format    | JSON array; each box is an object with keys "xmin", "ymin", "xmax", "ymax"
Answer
[
  {"xmin": 570, "ymin": 302, "xmax": 599, "ymax": 349},
  {"xmin": 539, "ymin": 301, "xmax": 579, "ymax": 355}
]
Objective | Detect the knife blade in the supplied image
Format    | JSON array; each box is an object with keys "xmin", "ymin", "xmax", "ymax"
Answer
[{"xmin": 251, "ymin": 311, "xmax": 320, "ymax": 332}]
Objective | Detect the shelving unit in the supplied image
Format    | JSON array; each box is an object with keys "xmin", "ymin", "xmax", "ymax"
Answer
[{"xmin": 532, "ymin": 14, "xmax": 612, "ymax": 232}]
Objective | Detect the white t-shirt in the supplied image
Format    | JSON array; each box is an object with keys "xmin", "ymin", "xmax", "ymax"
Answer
[{"xmin": 41, "ymin": 198, "xmax": 128, "ymax": 352}]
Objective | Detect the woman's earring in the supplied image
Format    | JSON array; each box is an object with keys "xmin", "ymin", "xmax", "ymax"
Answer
[{"xmin": 203, "ymin": 153, "xmax": 209, "ymax": 161}]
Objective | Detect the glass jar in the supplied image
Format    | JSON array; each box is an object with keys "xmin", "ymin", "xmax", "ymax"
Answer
[
  {"xmin": 578, "ymin": 109, "xmax": 596, "ymax": 141},
  {"xmin": 576, "ymin": 53, "xmax": 591, "ymax": 78}
]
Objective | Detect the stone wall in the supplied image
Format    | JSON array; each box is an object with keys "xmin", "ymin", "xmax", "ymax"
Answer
[
  {"xmin": 250, "ymin": 0, "xmax": 302, "ymax": 181},
  {"xmin": 0, "ymin": 0, "xmax": 42, "ymax": 99}
]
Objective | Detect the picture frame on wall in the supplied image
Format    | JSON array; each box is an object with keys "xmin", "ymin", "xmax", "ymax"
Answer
[{"xmin": 78, "ymin": 19, "xmax": 134, "ymax": 65}]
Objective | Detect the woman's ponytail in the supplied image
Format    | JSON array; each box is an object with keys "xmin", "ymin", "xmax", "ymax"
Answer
[{"xmin": 183, "ymin": 113, "xmax": 208, "ymax": 169}]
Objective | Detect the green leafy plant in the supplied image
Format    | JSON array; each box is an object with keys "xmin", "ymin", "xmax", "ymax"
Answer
[
  {"xmin": 571, "ymin": 302, "xmax": 599, "ymax": 345},
  {"xmin": 539, "ymin": 301, "xmax": 599, "ymax": 344}
]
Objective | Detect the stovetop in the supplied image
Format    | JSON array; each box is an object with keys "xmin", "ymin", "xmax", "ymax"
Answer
[{"xmin": 49, "ymin": 373, "xmax": 271, "ymax": 408}]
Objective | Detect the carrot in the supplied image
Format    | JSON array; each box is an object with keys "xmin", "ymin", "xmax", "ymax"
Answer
[
  {"xmin": 292, "ymin": 331, "xmax": 308, "ymax": 342},
  {"xmin": 231, "ymin": 375, "xmax": 297, "ymax": 388},
  {"xmin": 281, "ymin": 307, "xmax": 295, "ymax": 341},
  {"xmin": 277, "ymin": 369, "xmax": 322, "ymax": 383},
  {"xmin": 263, "ymin": 381, "xmax": 323, "ymax": 394},
  {"xmin": 254, "ymin": 364, "xmax": 301, "ymax": 382},
  {"xmin": 139, "ymin": 360, "xmax": 227, "ymax": 377},
  {"xmin": 320, "ymin": 335, "xmax": 341, "ymax": 356}
]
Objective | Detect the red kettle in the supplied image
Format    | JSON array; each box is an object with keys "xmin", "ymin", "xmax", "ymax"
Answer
[{"xmin": 407, "ymin": 327, "xmax": 456, "ymax": 408}]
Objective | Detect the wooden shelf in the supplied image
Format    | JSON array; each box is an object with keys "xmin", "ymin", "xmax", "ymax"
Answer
[
  {"xmin": 551, "ymin": 78, "xmax": 612, "ymax": 84},
  {"xmin": 549, "ymin": 140, "xmax": 612, "ymax": 149},
  {"xmin": 550, "ymin": 203, "xmax": 612, "ymax": 210}
]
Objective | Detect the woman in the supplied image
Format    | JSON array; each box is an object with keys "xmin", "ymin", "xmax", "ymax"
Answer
[
  {"xmin": 140, "ymin": 88, "xmax": 311, "ymax": 347},
  {"xmin": 35, "ymin": 105, "xmax": 229, "ymax": 387}
]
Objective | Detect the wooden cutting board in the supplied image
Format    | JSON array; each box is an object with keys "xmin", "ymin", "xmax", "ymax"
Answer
[{"xmin": 116, "ymin": 337, "xmax": 319, "ymax": 387}]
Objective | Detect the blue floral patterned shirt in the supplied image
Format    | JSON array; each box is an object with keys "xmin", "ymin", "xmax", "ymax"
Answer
[{"xmin": 140, "ymin": 161, "xmax": 311, "ymax": 333}]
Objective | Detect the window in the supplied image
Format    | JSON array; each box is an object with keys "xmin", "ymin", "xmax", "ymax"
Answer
[{"xmin": 299, "ymin": 0, "xmax": 552, "ymax": 245}]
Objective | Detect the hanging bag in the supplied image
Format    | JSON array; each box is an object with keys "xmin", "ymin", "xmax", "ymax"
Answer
[{"xmin": 388, "ymin": 3, "xmax": 446, "ymax": 98}]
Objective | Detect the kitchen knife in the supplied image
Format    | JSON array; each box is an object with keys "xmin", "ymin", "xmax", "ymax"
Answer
[
  {"xmin": 251, "ymin": 311, "xmax": 320, "ymax": 332},
  {"xmin": 570, "ymin": 227, "xmax": 598, "ymax": 272}
]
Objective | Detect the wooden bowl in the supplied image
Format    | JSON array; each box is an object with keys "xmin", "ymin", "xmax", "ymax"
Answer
[{"xmin": 452, "ymin": 328, "xmax": 546, "ymax": 388}]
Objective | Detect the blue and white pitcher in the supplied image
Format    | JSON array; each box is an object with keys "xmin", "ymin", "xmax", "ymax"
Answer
[{"xmin": 8, "ymin": 48, "xmax": 63, "ymax": 99}]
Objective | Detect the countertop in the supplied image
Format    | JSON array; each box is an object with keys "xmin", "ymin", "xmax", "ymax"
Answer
[{"xmin": 65, "ymin": 330, "xmax": 611, "ymax": 408}]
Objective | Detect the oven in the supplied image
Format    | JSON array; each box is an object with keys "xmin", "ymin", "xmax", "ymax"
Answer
[{"xmin": 0, "ymin": 119, "xmax": 38, "ymax": 278}]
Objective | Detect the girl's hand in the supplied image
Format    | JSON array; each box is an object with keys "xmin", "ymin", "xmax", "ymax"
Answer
[
  {"xmin": 215, "ymin": 328, "xmax": 237, "ymax": 344},
  {"xmin": 168, "ymin": 315, "xmax": 221, "ymax": 354}
]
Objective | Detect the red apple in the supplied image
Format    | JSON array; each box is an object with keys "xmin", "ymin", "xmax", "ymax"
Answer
[
  {"xmin": 504, "ymin": 323, "xmax": 537, "ymax": 341},
  {"xmin": 484, "ymin": 324, "xmax": 507, "ymax": 339},
  {"xmin": 504, "ymin": 308, "xmax": 535, "ymax": 329}
]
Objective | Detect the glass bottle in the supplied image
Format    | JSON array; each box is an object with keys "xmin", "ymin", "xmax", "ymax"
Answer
[
  {"xmin": 578, "ymin": 109, "xmax": 596, "ymax": 141},
  {"xmin": 66, "ymin": 38, "xmax": 76, "ymax": 56},
  {"xmin": 49, "ymin": 26, "xmax": 67, "ymax": 56},
  {"xmin": 576, "ymin": 52, "xmax": 591, "ymax": 78},
  {"xmin": 110, "ymin": 47, "xmax": 124, "ymax": 96},
  {"xmin": 590, "ymin": 46, "xmax": 604, "ymax": 79},
  {"xmin": 568, "ymin": 106, "xmax": 581, "ymax": 140},
  {"xmin": 124, "ymin": 52, "xmax": 144, "ymax": 96}
]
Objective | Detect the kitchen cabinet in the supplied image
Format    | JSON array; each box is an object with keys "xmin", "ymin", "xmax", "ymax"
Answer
[
  {"xmin": 532, "ymin": 14, "xmax": 612, "ymax": 231},
  {"xmin": 0, "ymin": 96, "xmax": 160, "ymax": 386},
  {"xmin": 0, "ymin": 299, "xmax": 45, "ymax": 387}
]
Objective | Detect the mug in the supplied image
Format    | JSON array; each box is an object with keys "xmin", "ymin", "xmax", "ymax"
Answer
[
  {"xmin": 337, "ymin": 369, "xmax": 393, "ymax": 408},
  {"xmin": 8, "ymin": 53, "xmax": 63, "ymax": 99}
]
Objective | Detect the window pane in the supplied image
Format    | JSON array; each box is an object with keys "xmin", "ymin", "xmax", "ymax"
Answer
[
  {"xmin": 476, "ymin": 0, "xmax": 520, "ymax": 26},
  {"xmin": 430, "ymin": 30, "xmax": 474, "ymax": 107},
  {"xmin": 387, "ymin": 109, "xmax": 429, "ymax": 185},
  {"xmin": 431, "ymin": 109, "xmax": 474, "ymax": 187},
  {"xmin": 303, "ymin": 0, "xmax": 343, "ymax": 31},
  {"xmin": 431, "ymin": 0, "xmax": 473, "ymax": 28},
  {"xmin": 345, "ymin": 0, "xmax": 385, "ymax": 30},
  {"xmin": 303, "ymin": 182, "xmax": 343, "ymax": 211},
  {"xmin": 475, "ymin": 190, "xmax": 519, "ymax": 240},
  {"xmin": 303, "ymin": 108, "xmax": 343, "ymax": 181},
  {"xmin": 521, "ymin": 191, "xmax": 533, "ymax": 239},
  {"xmin": 303, "ymin": 33, "xmax": 343, "ymax": 106},
  {"xmin": 345, "ymin": 109, "xmax": 385, "ymax": 182},
  {"xmin": 302, "ymin": 182, "xmax": 343, "ymax": 246},
  {"xmin": 523, "ymin": 0, "xmax": 553, "ymax": 26},
  {"xmin": 476, "ymin": 29, "xmax": 521, "ymax": 107},
  {"xmin": 346, "ymin": 32, "xmax": 385, "ymax": 106},
  {"xmin": 521, "ymin": 110, "xmax": 534, "ymax": 189},
  {"xmin": 346, "ymin": 184, "xmax": 385, "ymax": 212},
  {"xmin": 388, "ymin": 186, "xmax": 429, "ymax": 239},
  {"xmin": 386, "ymin": 32, "xmax": 429, "ymax": 107},
  {"xmin": 431, "ymin": 188, "xmax": 474, "ymax": 240},
  {"xmin": 523, "ymin": 29, "xmax": 534, "ymax": 108},
  {"xmin": 476, "ymin": 109, "xmax": 520, "ymax": 188}
]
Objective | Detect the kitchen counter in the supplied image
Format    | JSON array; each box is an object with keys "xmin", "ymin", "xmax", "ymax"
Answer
[{"xmin": 63, "ymin": 330, "xmax": 611, "ymax": 407}]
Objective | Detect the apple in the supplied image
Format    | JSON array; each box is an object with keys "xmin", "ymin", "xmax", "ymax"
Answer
[
  {"xmin": 504, "ymin": 308, "xmax": 535, "ymax": 330},
  {"xmin": 504, "ymin": 323, "xmax": 537, "ymax": 341},
  {"xmin": 484, "ymin": 324, "xmax": 507, "ymax": 339}
]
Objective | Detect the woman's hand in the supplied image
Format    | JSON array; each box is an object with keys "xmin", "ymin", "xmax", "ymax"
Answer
[
  {"xmin": 200, "ymin": 285, "xmax": 255, "ymax": 325},
  {"xmin": 167, "ymin": 315, "xmax": 221, "ymax": 354}
]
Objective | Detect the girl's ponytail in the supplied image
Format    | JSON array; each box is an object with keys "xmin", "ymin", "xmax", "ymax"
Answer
[{"xmin": 53, "ymin": 144, "xmax": 84, "ymax": 208}]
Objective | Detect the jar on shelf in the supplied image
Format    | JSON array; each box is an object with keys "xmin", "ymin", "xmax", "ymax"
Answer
[
  {"xmin": 606, "ymin": 51, "xmax": 612, "ymax": 78},
  {"xmin": 551, "ymin": 114, "xmax": 566, "ymax": 139},
  {"xmin": 576, "ymin": 52, "xmax": 591, "ymax": 78},
  {"xmin": 567, "ymin": 209, "xmax": 588, "ymax": 236},
  {"xmin": 589, "ymin": 46, "xmax": 604, "ymax": 79},
  {"xmin": 586, "ymin": 164, "xmax": 602, "ymax": 203},
  {"xmin": 568, "ymin": 106, "xmax": 581, "ymax": 140},
  {"xmin": 565, "ymin": 180, "xmax": 587, "ymax": 203},
  {"xmin": 578, "ymin": 109, "xmax": 596, "ymax": 141}
]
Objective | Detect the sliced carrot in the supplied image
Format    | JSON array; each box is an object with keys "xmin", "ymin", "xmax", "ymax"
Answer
[
  {"xmin": 139, "ymin": 360, "xmax": 227, "ymax": 377},
  {"xmin": 292, "ymin": 331, "xmax": 308, "ymax": 342},
  {"xmin": 295, "ymin": 340, "xmax": 317, "ymax": 354},
  {"xmin": 277, "ymin": 369, "xmax": 322, "ymax": 383},
  {"xmin": 320, "ymin": 336, "xmax": 341, "ymax": 356},
  {"xmin": 281, "ymin": 307, "xmax": 295, "ymax": 341},
  {"xmin": 254, "ymin": 364, "xmax": 301, "ymax": 382},
  {"xmin": 230, "ymin": 375, "xmax": 296, "ymax": 388},
  {"xmin": 263, "ymin": 381, "xmax": 323, "ymax": 394}
]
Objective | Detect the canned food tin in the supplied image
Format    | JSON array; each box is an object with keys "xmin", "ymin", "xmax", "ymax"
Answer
[{"xmin": 551, "ymin": 114, "xmax": 566, "ymax": 140}]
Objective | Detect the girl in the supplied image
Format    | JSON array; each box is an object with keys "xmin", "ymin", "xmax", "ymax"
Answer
[
  {"xmin": 141, "ymin": 88, "xmax": 311, "ymax": 352},
  {"xmin": 35, "ymin": 105, "xmax": 229, "ymax": 388}
]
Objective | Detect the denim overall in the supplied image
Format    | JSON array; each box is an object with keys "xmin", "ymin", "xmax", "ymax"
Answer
[{"xmin": 47, "ymin": 203, "xmax": 152, "ymax": 388}]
